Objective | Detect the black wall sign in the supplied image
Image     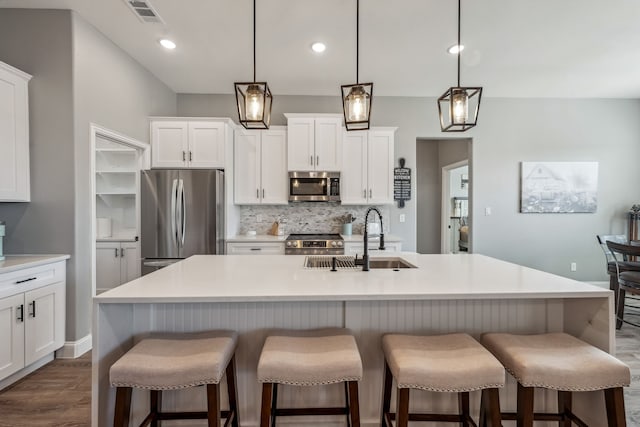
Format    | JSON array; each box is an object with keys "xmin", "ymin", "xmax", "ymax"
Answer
[{"xmin": 394, "ymin": 158, "xmax": 411, "ymax": 208}]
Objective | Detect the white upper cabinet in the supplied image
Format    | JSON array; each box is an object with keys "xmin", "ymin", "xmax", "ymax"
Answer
[
  {"xmin": 234, "ymin": 128, "xmax": 288, "ymax": 205},
  {"xmin": 285, "ymin": 114, "xmax": 342, "ymax": 171},
  {"xmin": 0, "ymin": 62, "xmax": 32, "ymax": 202},
  {"xmin": 341, "ymin": 128, "xmax": 396, "ymax": 205},
  {"xmin": 150, "ymin": 118, "xmax": 229, "ymax": 168}
]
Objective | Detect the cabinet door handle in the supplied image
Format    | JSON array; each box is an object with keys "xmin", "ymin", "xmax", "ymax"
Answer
[
  {"xmin": 120, "ymin": 248, "xmax": 124, "ymax": 257},
  {"xmin": 182, "ymin": 151, "xmax": 186, "ymax": 161},
  {"xmin": 115, "ymin": 248, "xmax": 118, "ymax": 258},
  {"xmin": 15, "ymin": 277, "xmax": 36, "ymax": 284},
  {"xmin": 310, "ymin": 155, "xmax": 313, "ymax": 166},
  {"xmin": 363, "ymin": 189, "xmax": 367, "ymax": 198},
  {"xmin": 262, "ymin": 189, "xmax": 265, "ymax": 198},
  {"xmin": 29, "ymin": 301, "xmax": 36, "ymax": 318},
  {"xmin": 17, "ymin": 304, "xmax": 24, "ymax": 322},
  {"xmin": 189, "ymin": 151, "xmax": 193, "ymax": 161},
  {"xmin": 256, "ymin": 189, "xmax": 259, "ymax": 199},
  {"xmin": 369, "ymin": 189, "xmax": 372, "ymax": 198},
  {"xmin": 316, "ymin": 155, "xmax": 319, "ymax": 166}
]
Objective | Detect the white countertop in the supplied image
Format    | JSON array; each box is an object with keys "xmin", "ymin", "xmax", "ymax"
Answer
[
  {"xmin": 95, "ymin": 253, "xmax": 609, "ymax": 304},
  {"xmin": 341, "ymin": 234, "xmax": 402, "ymax": 243},
  {"xmin": 0, "ymin": 255, "xmax": 70, "ymax": 274}
]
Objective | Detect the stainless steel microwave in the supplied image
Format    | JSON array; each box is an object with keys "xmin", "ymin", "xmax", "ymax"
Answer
[{"xmin": 289, "ymin": 171, "xmax": 340, "ymax": 202}]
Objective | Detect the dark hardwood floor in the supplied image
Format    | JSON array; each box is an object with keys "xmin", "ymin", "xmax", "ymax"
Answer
[
  {"xmin": 0, "ymin": 326, "xmax": 638, "ymax": 426},
  {"xmin": 0, "ymin": 352, "xmax": 91, "ymax": 427}
]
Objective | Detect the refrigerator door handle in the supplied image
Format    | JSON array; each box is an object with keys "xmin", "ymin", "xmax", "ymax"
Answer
[
  {"xmin": 170, "ymin": 178, "xmax": 178, "ymax": 249},
  {"xmin": 178, "ymin": 179, "xmax": 186, "ymax": 247}
]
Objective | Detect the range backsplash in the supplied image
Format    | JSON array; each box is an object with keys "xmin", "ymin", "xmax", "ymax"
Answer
[{"xmin": 239, "ymin": 204, "xmax": 391, "ymax": 235}]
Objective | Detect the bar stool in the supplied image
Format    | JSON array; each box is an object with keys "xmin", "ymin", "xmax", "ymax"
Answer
[
  {"xmin": 257, "ymin": 328, "xmax": 363, "ymax": 426},
  {"xmin": 481, "ymin": 332, "xmax": 630, "ymax": 427},
  {"xmin": 109, "ymin": 331, "xmax": 239, "ymax": 427},
  {"xmin": 381, "ymin": 333, "xmax": 505, "ymax": 427}
]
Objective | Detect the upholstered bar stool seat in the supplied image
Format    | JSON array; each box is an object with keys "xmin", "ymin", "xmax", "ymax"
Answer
[
  {"xmin": 257, "ymin": 328, "xmax": 363, "ymax": 426},
  {"xmin": 482, "ymin": 332, "xmax": 630, "ymax": 426},
  {"xmin": 381, "ymin": 333, "xmax": 505, "ymax": 427},
  {"xmin": 110, "ymin": 331, "xmax": 239, "ymax": 427}
]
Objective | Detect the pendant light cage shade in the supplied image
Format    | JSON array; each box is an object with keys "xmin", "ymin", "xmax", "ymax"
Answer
[
  {"xmin": 437, "ymin": 86, "xmax": 482, "ymax": 132},
  {"xmin": 235, "ymin": 82, "xmax": 273, "ymax": 129},
  {"xmin": 342, "ymin": 82, "xmax": 373, "ymax": 131}
]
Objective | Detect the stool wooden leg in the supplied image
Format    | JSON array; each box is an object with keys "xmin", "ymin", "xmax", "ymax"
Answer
[
  {"xmin": 480, "ymin": 388, "xmax": 502, "ymax": 427},
  {"xmin": 206, "ymin": 384, "xmax": 221, "ymax": 427},
  {"xmin": 604, "ymin": 387, "xmax": 627, "ymax": 427},
  {"xmin": 458, "ymin": 391, "xmax": 471, "ymax": 426},
  {"xmin": 517, "ymin": 384, "xmax": 534, "ymax": 427},
  {"xmin": 271, "ymin": 383, "xmax": 278, "ymax": 427},
  {"xmin": 225, "ymin": 355, "xmax": 240, "ymax": 427},
  {"xmin": 260, "ymin": 383, "xmax": 273, "ymax": 427},
  {"xmin": 150, "ymin": 390, "xmax": 162, "ymax": 427},
  {"xmin": 347, "ymin": 380, "xmax": 361, "ymax": 427},
  {"xmin": 344, "ymin": 382, "xmax": 351, "ymax": 427},
  {"xmin": 381, "ymin": 361, "xmax": 393, "ymax": 427},
  {"xmin": 113, "ymin": 387, "xmax": 132, "ymax": 427},
  {"xmin": 396, "ymin": 388, "xmax": 410, "ymax": 427},
  {"xmin": 557, "ymin": 390, "xmax": 571, "ymax": 427}
]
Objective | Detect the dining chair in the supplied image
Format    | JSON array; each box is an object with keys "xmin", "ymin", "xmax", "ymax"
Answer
[{"xmin": 606, "ymin": 241, "xmax": 640, "ymax": 329}]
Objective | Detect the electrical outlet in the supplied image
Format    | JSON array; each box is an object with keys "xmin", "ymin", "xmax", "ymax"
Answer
[
  {"xmin": 256, "ymin": 214, "xmax": 263, "ymax": 223},
  {"xmin": 570, "ymin": 262, "xmax": 577, "ymax": 272},
  {"xmin": 399, "ymin": 214, "xmax": 406, "ymax": 223}
]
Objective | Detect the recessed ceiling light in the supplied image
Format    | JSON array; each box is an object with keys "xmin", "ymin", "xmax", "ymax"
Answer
[
  {"xmin": 311, "ymin": 42, "xmax": 326, "ymax": 53},
  {"xmin": 447, "ymin": 44, "xmax": 464, "ymax": 54},
  {"xmin": 159, "ymin": 39, "xmax": 176, "ymax": 50}
]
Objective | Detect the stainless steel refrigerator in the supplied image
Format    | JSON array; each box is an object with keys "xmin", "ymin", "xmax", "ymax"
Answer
[{"xmin": 140, "ymin": 169, "xmax": 224, "ymax": 275}]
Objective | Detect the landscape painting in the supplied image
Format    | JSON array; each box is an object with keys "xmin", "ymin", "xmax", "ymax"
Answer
[{"xmin": 521, "ymin": 162, "xmax": 598, "ymax": 213}]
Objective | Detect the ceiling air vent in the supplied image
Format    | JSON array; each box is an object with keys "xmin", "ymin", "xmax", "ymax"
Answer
[{"xmin": 124, "ymin": 0, "xmax": 164, "ymax": 24}]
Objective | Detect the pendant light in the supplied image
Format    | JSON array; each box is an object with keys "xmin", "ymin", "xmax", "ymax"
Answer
[
  {"xmin": 437, "ymin": 0, "xmax": 482, "ymax": 132},
  {"xmin": 341, "ymin": 0, "xmax": 373, "ymax": 131},
  {"xmin": 234, "ymin": 0, "xmax": 272, "ymax": 129}
]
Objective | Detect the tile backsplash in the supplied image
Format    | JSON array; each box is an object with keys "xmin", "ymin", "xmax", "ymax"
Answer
[{"xmin": 239, "ymin": 204, "xmax": 390, "ymax": 235}]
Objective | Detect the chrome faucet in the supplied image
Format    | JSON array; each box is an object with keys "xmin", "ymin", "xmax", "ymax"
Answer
[{"xmin": 356, "ymin": 207, "xmax": 385, "ymax": 271}]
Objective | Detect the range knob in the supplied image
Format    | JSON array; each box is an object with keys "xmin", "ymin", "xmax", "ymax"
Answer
[
  {"xmin": 286, "ymin": 241, "xmax": 292, "ymax": 247},
  {"xmin": 331, "ymin": 241, "xmax": 337, "ymax": 247},
  {"xmin": 337, "ymin": 241, "xmax": 343, "ymax": 247}
]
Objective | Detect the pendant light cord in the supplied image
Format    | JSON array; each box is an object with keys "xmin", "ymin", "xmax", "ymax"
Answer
[
  {"xmin": 253, "ymin": 0, "xmax": 257, "ymax": 82},
  {"xmin": 457, "ymin": 0, "xmax": 461, "ymax": 87},
  {"xmin": 356, "ymin": 0, "xmax": 359, "ymax": 84}
]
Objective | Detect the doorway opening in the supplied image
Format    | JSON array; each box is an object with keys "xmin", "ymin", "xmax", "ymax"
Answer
[{"xmin": 416, "ymin": 138, "xmax": 472, "ymax": 254}]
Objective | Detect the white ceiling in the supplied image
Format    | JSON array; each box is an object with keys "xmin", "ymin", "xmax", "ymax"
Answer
[{"xmin": 2, "ymin": 0, "xmax": 639, "ymax": 98}]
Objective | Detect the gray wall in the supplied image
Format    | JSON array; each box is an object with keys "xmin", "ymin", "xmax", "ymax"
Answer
[
  {"xmin": 178, "ymin": 94, "xmax": 640, "ymax": 281},
  {"xmin": 0, "ymin": 9, "xmax": 176, "ymax": 342},
  {"xmin": 72, "ymin": 13, "xmax": 176, "ymax": 340}
]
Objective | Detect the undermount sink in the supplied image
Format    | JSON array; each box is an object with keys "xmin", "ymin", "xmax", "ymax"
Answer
[
  {"xmin": 368, "ymin": 257, "xmax": 417, "ymax": 269},
  {"xmin": 303, "ymin": 256, "xmax": 416, "ymax": 270}
]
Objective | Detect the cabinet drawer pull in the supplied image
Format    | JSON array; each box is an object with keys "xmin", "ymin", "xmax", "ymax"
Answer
[
  {"xmin": 15, "ymin": 277, "xmax": 37, "ymax": 284},
  {"xmin": 250, "ymin": 248, "xmax": 262, "ymax": 251},
  {"xmin": 17, "ymin": 304, "xmax": 24, "ymax": 322}
]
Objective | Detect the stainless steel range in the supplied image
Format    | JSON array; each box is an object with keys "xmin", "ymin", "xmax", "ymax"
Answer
[{"xmin": 285, "ymin": 233, "xmax": 344, "ymax": 255}]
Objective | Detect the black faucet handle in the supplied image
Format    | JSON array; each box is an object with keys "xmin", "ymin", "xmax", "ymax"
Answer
[{"xmin": 379, "ymin": 233, "xmax": 385, "ymax": 250}]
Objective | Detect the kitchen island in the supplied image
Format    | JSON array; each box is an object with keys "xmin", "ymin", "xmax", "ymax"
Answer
[{"xmin": 93, "ymin": 253, "xmax": 614, "ymax": 426}]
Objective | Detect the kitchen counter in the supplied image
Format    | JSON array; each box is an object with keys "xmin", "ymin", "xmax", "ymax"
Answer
[
  {"xmin": 341, "ymin": 233, "xmax": 402, "ymax": 242},
  {"xmin": 226, "ymin": 234, "xmax": 287, "ymax": 242},
  {"xmin": 0, "ymin": 254, "xmax": 70, "ymax": 274},
  {"xmin": 93, "ymin": 254, "xmax": 613, "ymax": 426}
]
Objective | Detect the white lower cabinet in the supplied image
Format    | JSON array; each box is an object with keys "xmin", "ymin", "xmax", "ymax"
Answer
[
  {"xmin": 226, "ymin": 242, "xmax": 285, "ymax": 255},
  {"xmin": 0, "ymin": 261, "xmax": 66, "ymax": 383},
  {"xmin": 96, "ymin": 241, "xmax": 139, "ymax": 293},
  {"xmin": 343, "ymin": 241, "xmax": 402, "ymax": 256}
]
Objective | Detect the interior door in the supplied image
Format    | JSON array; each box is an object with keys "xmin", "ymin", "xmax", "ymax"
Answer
[
  {"xmin": 179, "ymin": 170, "xmax": 224, "ymax": 257},
  {"xmin": 141, "ymin": 170, "xmax": 180, "ymax": 259}
]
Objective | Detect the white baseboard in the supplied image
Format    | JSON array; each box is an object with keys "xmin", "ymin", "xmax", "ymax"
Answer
[{"xmin": 56, "ymin": 334, "xmax": 92, "ymax": 359}]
